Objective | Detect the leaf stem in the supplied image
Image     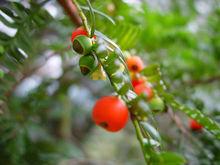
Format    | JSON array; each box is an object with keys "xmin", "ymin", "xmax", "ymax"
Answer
[{"xmin": 72, "ymin": 0, "xmax": 90, "ymax": 34}]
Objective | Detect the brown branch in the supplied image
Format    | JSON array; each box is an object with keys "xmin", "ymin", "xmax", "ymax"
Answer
[
  {"xmin": 167, "ymin": 108, "xmax": 190, "ymax": 137},
  {"xmin": 4, "ymin": 47, "xmax": 69, "ymax": 98},
  {"xmin": 57, "ymin": 0, "xmax": 82, "ymax": 26},
  {"xmin": 167, "ymin": 107, "xmax": 206, "ymax": 151},
  {"xmin": 186, "ymin": 75, "xmax": 220, "ymax": 86}
]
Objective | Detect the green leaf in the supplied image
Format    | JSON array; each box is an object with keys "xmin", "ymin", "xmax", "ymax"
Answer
[
  {"xmin": 86, "ymin": 0, "xmax": 95, "ymax": 37},
  {"xmin": 152, "ymin": 152, "xmax": 186, "ymax": 165},
  {"xmin": 0, "ymin": 69, "xmax": 4, "ymax": 78},
  {"xmin": 95, "ymin": 31, "xmax": 135, "ymax": 102},
  {"xmin": 0, "ymin": 14, "xmax": 16, "ymax": 28},
  {"xmin": 140, "ymin": 122, "xmax": 161, "ymax": 142},
  {"xmin": 142, "ymin": 64, "xmax": 220, "ymax": 139},
  {"xmin": 11, "ymin": 2, "xmax": 29, "ymax": 18},
  {"xmin": 163, "ymin": 93, "xmax": 220, "ymax": 139},
  {"xmin": 81, "ymin": 6, "xmax": 115, "ymax": 25},
  {"xmin": 0, "ymin": 32, "xmax": 11, "ymax": 41},
  {"xmin": 141, "ymin": 64, "xmax": 160, "ymax": 77},
  {"xmin": 0, "ymin": 45, "xmax": 4, "ymax": 53},
  {"xmin": 143, "ymin": 138, "xmax": 160, "ymax": 148},
  {"xmin": 97, "ymin": 22, "xmax": 140, "ymax": 50},
  {"xmin": 118, "ymin": 84, "xmax": 130, "ymax": 95},
  {"xmin": 0, "ymin": 7, "xmax": 16, "ymax": 18}
]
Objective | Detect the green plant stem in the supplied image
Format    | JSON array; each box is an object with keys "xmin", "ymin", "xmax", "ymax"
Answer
[
  {"xmin": 132, "ymin": 119, "xmax": 149, "ymax": 164},
  {"xmin": 72, "ymin": 0, "xmax": 90, "ymax": 34}
]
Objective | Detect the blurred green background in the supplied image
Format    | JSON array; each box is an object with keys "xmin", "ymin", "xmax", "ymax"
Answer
[{"xmin": 0, "ymin": 0, "xmax": 220, "ymax": 164}]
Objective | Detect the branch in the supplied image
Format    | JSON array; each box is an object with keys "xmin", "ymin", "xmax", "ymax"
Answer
[
  {"xmin": 167, "ymin": 108, "xmax": 190, "ymax": 137},
  {"xmin": 57, "ymin": 0, "xmax": 82, "ymax": 26},
  {"xmin": 4, "ymin": 47, "xmax": 69, "ymax": 98},
  {"xmin": 167, "ymin": 107, "xmax": 208, "ymax": 152},
  {"xmin": 71, "ymin": 0, "xmax": 90, "ymax": 34},
  {"xmin": 186, "ymin": 75, "xmax": 220, "ymax": 86}
]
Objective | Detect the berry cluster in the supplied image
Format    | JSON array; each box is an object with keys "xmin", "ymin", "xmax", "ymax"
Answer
[
  {"xmin": 92, "ymin": 55, "xmax": 165, "ymax": 132},
  {"xmin": 126, "ymin": 55, "xmax": 165, "ymax": 121},
  {"xmin": 71, "ymin": 27, "xmax": 97, "ymax": 75},
  {"xmin": 71, "ymin": 27, "xmax": 129, "ymax": 132}
]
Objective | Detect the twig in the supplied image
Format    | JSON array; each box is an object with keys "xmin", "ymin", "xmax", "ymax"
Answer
[
  {"xmin": 57, "ymin": 0, "xmax": 82, "ymax": 26},
  {"xmin": 3, "ymin": 47, "xmax": 69, "ymax": 98},
  {"xmin": 186, "ymin": 75, "xmax": 220, "ymax": 86},
  {"xmin": 167, "ymin": 107, "xmax": 208, "ymax": 153},
  {"xmin": 167, "ymin": 108, "xmax": 190, "ymax": 136},
  {"xmin": 71, "ymin": 0, "xmax": 90, "ymax": 34}
]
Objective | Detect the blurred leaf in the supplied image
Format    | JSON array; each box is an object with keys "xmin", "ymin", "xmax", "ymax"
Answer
[
  {"xmin": 151, "ymin": 152, "xmax": 186, "ymax": 165},
  {"xmin": 81, "ymin": 5, "xmax": 115, "ymax": 25},
  {"xmin": 163, "ymin": 93, "xmax": 220, "ymax": 139},
  {"xmin": 141, "ymin": 122, "xmax": 161, "ymax": 142}
]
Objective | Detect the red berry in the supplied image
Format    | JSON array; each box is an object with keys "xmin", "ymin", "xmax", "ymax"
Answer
[
  {"xmin": 71, "ymin": 27, "xmax": 88, "ymax": 42},
  {"xmin": 134, "ymin": 83, "xmax": 153, "ymax": 100},
  {"xmin": 132, "ymin": 78, "xmax": 145, "ymax": 88},
  {"xmin": 189, "ymin": 119, "xmax": 203, "ymax": 131},
  {"xmin": 92, "ymin": 96, "xmax": 129, "ymax": 132},
  {"xmin": 126, "ymin": 56, "xmax": 144, "ymax": 73}
]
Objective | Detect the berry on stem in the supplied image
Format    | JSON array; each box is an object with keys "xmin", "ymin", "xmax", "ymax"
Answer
[
  {"xmin": 149, "ymin": 97, "xmax": 164, "ymax": 112},
  {"xmin": 92, "ymin": 96, "xmax": 129, "ymax": 132},
  {"xmin": 72, "ymin": 35, "xmax": 93, "ymax": 55},
  {"xmin": 134, "ymin": 83, "xmax": 154, "ymax": 100},
  {"xmin": 189, "ymin": 119, "xmax": 203, "ymax": 131},
  {"xmin": 71, "ymin": 27, "xmax": 88, "ymax": 42},
  {"xmin": 132, "ymin": 77, "xmax": 145, "ymax": 88},
  {"xmin": 126, "ymin": 56, "xmax": 144, "ymax": 73},
  {"xmin": 79, "ymin": 54, "xmax": 97, "ymax": 75}
]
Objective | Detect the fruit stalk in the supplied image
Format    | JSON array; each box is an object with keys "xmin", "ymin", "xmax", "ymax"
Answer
[{"xmin": 72, "ymin": 0, "xmax": 90, "ymax": 35}]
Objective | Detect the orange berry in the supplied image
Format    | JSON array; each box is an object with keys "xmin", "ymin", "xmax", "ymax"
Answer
[
  {"xmin": 134, "ymin": 83, "xmax": 154, "ymax": 100},
  {"xmin": 71, "ymin": 27, "xmax": 88, "ymax": 42},
  {"xmin": 189, "ymin": 119, "xmax": 203, "ymax": 131},
  {"xmin": 92, "ymin": 96, "xmax": 129, "ymax": 132},
  {"xmin": 131, "ymin": 78, "xmax": 145, "ymax": 88},
  {"xmin": 126, "ymin": 56, "xmax": 144, "ymax": 73}
]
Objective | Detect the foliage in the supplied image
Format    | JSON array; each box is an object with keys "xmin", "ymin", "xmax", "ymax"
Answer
[{"xmin": 0, "ymin": 0, "xmax": 220, "ymax": 165}]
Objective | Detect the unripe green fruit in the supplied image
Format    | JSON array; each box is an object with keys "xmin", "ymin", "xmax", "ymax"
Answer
[
  {"xmin": 79, "ymin": 55, "xmax": 97, "ymax": 75},
  {"xmin": 72, "ymin": 35, "xmax": 93, "ymax": 55},
  {"xmin": 149, "ymin": 97, "xmax": 165, "ymax": 112}
]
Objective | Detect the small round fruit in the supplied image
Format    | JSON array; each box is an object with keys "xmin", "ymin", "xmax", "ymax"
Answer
[
  {"xmin": 126, "ymin": 56, "xmax": 144, "ymax": 73},
  {"xmin": 134, "ymin": 83, "xmax": 153, "ymax": 100},
  {"xmin": 189, "ymin": 119, "xmax": 203, "ymax": 131},
  {"xmin": 72, "ymin": 35, "xmax": 93, "ymax": 55},
  {"xmin": 149, "ymin": 97, "xmax": 164, "ymax": 112},
  {"xmin": 79, "ymin": 55, "xmax": 97, "ymax": 75},
  {"xmin": 92, "ymin": 96, "xmax": 129, "ymax": 132},
  {"xmin": 132, "ymin": 78, "xmax": 145, "ymax": 88},
  {"xmin": 71, "ymin": 27, "xmax": 88, "ymax": 42}
]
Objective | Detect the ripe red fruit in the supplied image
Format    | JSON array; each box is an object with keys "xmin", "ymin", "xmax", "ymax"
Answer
[
  {"xmin": 126, "ymin": 56, "xmax": 144, "ymax": 73},
  {"xmin": 71, "ymin": 27, "xmax": 88, "ymax": 42},
  {"xmin": 92, "ymin": 96, "xmax": 129, "ymax": 132},
  {"xmin": 189, "ymin": 119, "xmax": 203, "ymax": 131},
  {"xmin": 132, "ymin": 78, "xmax": 145, "ymax": 88},
  {"xmin": 134, "ymin": 83, "xmax": 153, "ymax": 100}
]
